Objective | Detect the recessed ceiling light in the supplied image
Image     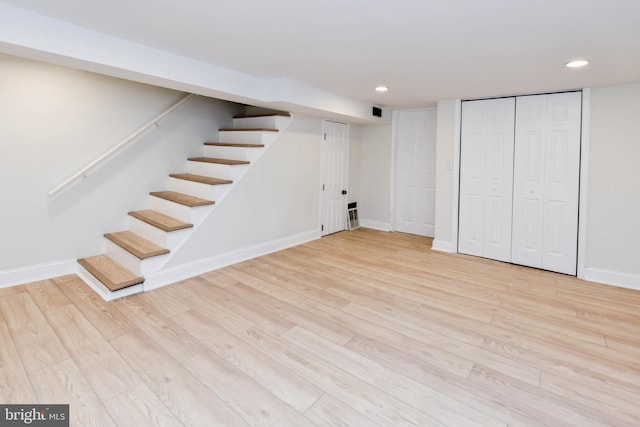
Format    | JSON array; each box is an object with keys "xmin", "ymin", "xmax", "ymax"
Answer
[
  {"xmin": 375, "ymin": 86, "xmax": 389, "ymax": 92},
  {"xmin": 566, "ymin": 60, "xmax": 589, "ymax": 68}
]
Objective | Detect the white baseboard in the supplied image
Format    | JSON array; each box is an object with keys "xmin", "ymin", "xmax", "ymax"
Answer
[
  {"xmin": 431, "ymin": 239, "xmax": 453, "ymax": 253},
  {"xmin": 0, "ymin": 259, "xmax": 76, "ymax": 289},
  {"xmin": 583, "ymin": 267, "xmax": 640, "ymax": 292},
  {"xmin": 359, "ymin": 219, "xmax": 392, "ymax": 232},
  {"xmin": 143, "ymin": 229, "xmax": 321, "ymax": 292}
]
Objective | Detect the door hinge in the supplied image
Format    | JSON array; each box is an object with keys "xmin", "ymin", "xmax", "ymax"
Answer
[
  {"xmin": 323, "ymin": 133, "xmax": 327, "ymax": 140},
  {"xmin": 322, "ymin": 184, "xmax": 325, "ymax": 191},
  {"xmin": 321, "ymin": 224, "xmax": 324, "ymax": 231}
]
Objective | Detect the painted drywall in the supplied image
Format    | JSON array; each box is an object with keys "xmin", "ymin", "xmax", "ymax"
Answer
[
  {"xmin": 348, "ymin": 124, "xmax": 362, "ymax": 205},
  {"xmin": 358, "ymin": 124, "xmax": 393, "ymax": 229},
  {"xmin": 586, "ymin": 82, "xmax": 640, "ymax": 278},
  {"xmin": 433, "ymin": 99, "xmax": 458, "ymax": 251},
  {"xmin": 0, "ymin": 53, "xmax": 242, "ymax": 271},
  {"xmin": 0, "ymin": 2, "xmax": 379, "ymax": 123},
  {"xmin": 166, "ymin": 114, "xmax": 323, "ymax": 266}
]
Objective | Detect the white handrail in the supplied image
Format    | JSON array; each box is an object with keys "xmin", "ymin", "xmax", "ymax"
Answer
[{"xmin": 48, "ymin": 93, "xmax": 196, "ymax": 197}]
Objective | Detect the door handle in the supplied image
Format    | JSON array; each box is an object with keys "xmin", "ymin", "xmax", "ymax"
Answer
[{"xmin": 342, "ymin": 190, "xmax": 347, "ymax": 195}]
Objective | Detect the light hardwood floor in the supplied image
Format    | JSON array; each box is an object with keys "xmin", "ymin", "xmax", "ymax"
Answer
[{"xmin": 1, "ymin": 228, "xmax": 639, "ymax": 426}]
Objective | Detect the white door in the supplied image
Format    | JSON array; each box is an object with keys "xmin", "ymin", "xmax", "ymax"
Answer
[
  {"xmin": 459, "ymin": 98, "xmax": 516, "ymax": 262},
  {"xmin": 511, "ymin": 92, "xmax": 582, "ymax": 275},
  {"xmin": 321, "ymin": 120, "xmax": 349, "ymax": 236},
  {"xmin": 394, "ymin": 109, "xmax": 437, "ymax": 237}
]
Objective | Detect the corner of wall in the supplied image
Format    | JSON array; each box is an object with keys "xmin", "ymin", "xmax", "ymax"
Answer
[
  {"xmin": 431, "ymin": 240, "xmax": 454, "ymax": 253},
  {"xmin": 433, "ymin": 99, "xmax": 460, "ymax": 250}
]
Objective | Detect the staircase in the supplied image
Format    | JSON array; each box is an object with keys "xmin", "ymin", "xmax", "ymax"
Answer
[{"xmin": 77, "ymin": 112, "xmax": 292, "ymax": 300}]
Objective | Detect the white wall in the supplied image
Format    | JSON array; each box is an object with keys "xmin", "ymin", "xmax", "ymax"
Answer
[
  {"xmin": 358, "ymin": 124, "xmax": 393, "ymax": 230},
  {"xmin": 0, "ymin": 54, "xmax": 242, "ymax": 272},
  {"xmin": 166, "ymin": 114, "xmax": 323, "ymax": 266},
  {"xmin": 585, "ymin": 82, "xmax": 640, "ymax": 284},
  {"xmin": 433, "ymin": 99, "xmax": 459, "ymax": 252},
  {"xmin": 348, "ymin": 124, "xmax": 362, "ymax": 205}
]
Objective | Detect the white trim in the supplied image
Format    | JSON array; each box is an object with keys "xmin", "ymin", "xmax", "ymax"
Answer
[
  {"xmin": 451, "ymin": 99, "xmax": 462, "ymax": 254},
  {"xmin": 359, "ymin": 219, "xmax": 392, "ymax": 232},
  {"xmin": 577, "ymin": 88, "xmax": 591, "ymax": 280},
  {"xmin": 0, "ymin": 259, "xmax": 76, "ymax": 289},
  {"xmin": 142, "ymin": 229, "xmax": 321, "ymax": 292},
  {"xmin": 583, "ymin": 267, "xmax": 640, "ymax": 292},
  {"xmin": 317, "ymin": 121, "xmax": 325, "ymax": 234},
  {"xmin": 345, "ymin": 122, "xmax": 351, "ymax": 233},
  {"xmin": 431, "ymin": 239, "xmax": 454, "ymax": 253},
  {"xmin": 320, "ymin": 119, "xmax": 350, "ymax": 236},
  {"xmin": 389, "ymin": 109, "xmax": 399, "ymax": 231}
]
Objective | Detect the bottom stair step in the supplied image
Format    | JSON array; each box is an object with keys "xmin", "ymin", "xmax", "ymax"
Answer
[{"xmin": 78, "ymin": 255, "xmax": 144, "ymax": 292}]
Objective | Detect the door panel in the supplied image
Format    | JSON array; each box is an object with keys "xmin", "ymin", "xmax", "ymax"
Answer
[
  {"xmin": 394, "ymin": 109, "xmax": 437, "ymax": 236},
  {"xmin": 321, "ymin": 121, "xmax": 349, "ymax": 236},
  {"xmin": 522, "ymin": 197, "xmax": 541, "ymax": 253},
  {"xmin": 459, "ymin": 98, "xmax": 515, "ymax": 262},
  {"xmin": 512, "ymin": 92, "xmax": 581, "ymax": 274}
]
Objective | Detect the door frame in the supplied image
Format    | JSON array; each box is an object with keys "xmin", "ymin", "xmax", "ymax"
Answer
[
  {"xmin": 319, "ymin": 119, "xmax": 350, "ymax": 236},
  {"xmin": 451, "ymin": 89, "xmax": 591, "ymax": 279}
]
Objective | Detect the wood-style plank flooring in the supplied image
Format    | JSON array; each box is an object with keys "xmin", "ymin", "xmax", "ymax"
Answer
[{"xmin": 1, "ymin": 228, "xmax": 639, "ymax": 426}]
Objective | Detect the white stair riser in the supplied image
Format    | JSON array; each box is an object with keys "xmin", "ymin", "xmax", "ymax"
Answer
[
  {"xmin": 203, "ymin": 145, "xmax": 264, "ymax": 162},
  {"xmin": 128, "ymin": 216, "xmax": 191, "ymax": 250},
  {"xmin": 232, "ymin": 116, "xmax": 289, "ymax": 129},
  {"xmin": 187, "ymin": 161, "xmax": 248, "ymax": 180},
  {"xmin": 168, "ymin": 177, "xmax": 231, "ymax": 201},
  {"xmin": 219, "ymin": 130, "xmax": 278, "ymax": 145},
  {"xmin": 149, "ymin": 196, "xmax": 211, "ymax": 224},
  {"xmin": 104, "ymin": 239, "xmax": 168, "ymax": 276}
]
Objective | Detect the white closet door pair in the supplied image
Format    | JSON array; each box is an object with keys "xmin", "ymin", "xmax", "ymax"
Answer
[{"xmin": 459, "ymin": 92, "xmax": 582, "ymax": 275}]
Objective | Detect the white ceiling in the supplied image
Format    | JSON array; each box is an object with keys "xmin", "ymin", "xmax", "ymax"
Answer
[{"xmin": 2, "ymin": 0, "xmax": 640, "ymax": 109}]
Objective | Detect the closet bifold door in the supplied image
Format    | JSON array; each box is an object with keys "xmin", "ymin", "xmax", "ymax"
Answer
[
  {"xmin": 511, "ymin": 92, "xmax": 582, "ymax": 275},
  {"xmin": 459, "ymin": 97, "xmax": 516, "ymax": 262}
]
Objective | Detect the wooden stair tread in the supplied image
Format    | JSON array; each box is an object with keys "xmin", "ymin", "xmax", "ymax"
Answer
[
  {"xmin": 169, "ymin": 173, "xmax": 233, "ymax": 185},
  {"xmin": 218, "ymin": 128, "xmax": 279, "ymax": 132},
  {"xmin": 104, "ymin": 231, "xmax": 169, "ymax": 260},
  {"xmin": 233, "ymin": 113, "xmax": 291, "ymax": 118},
  {"xmin": 150, "ymin": 191, "xmax": 214, "ymax": 207},
  {"xmin": 128, "ymin": 210, "xmax": 193, "ymax": 232},
  {"xmin": 188, "ymin": 157, "xmax": 250, "ymax": 165},
  {"xmin": 78, "ymin": 255, "xmax": 144, "ymax": 292},
  {"xmin": 204, "ymin": 142, "xmax": 264, "ymax": 148}
]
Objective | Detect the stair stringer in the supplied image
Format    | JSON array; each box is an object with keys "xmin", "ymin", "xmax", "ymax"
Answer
[
  {"xmin": 143, "ymin": 115, "xmax": 293, "ymax": 293},
  {"xmin": 142, "ymin": 128, "xmax": 292, "ymax": 290},
  {"xmin": 78, "ymin": 114, "xmax": 293, "ymax": 300}
]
